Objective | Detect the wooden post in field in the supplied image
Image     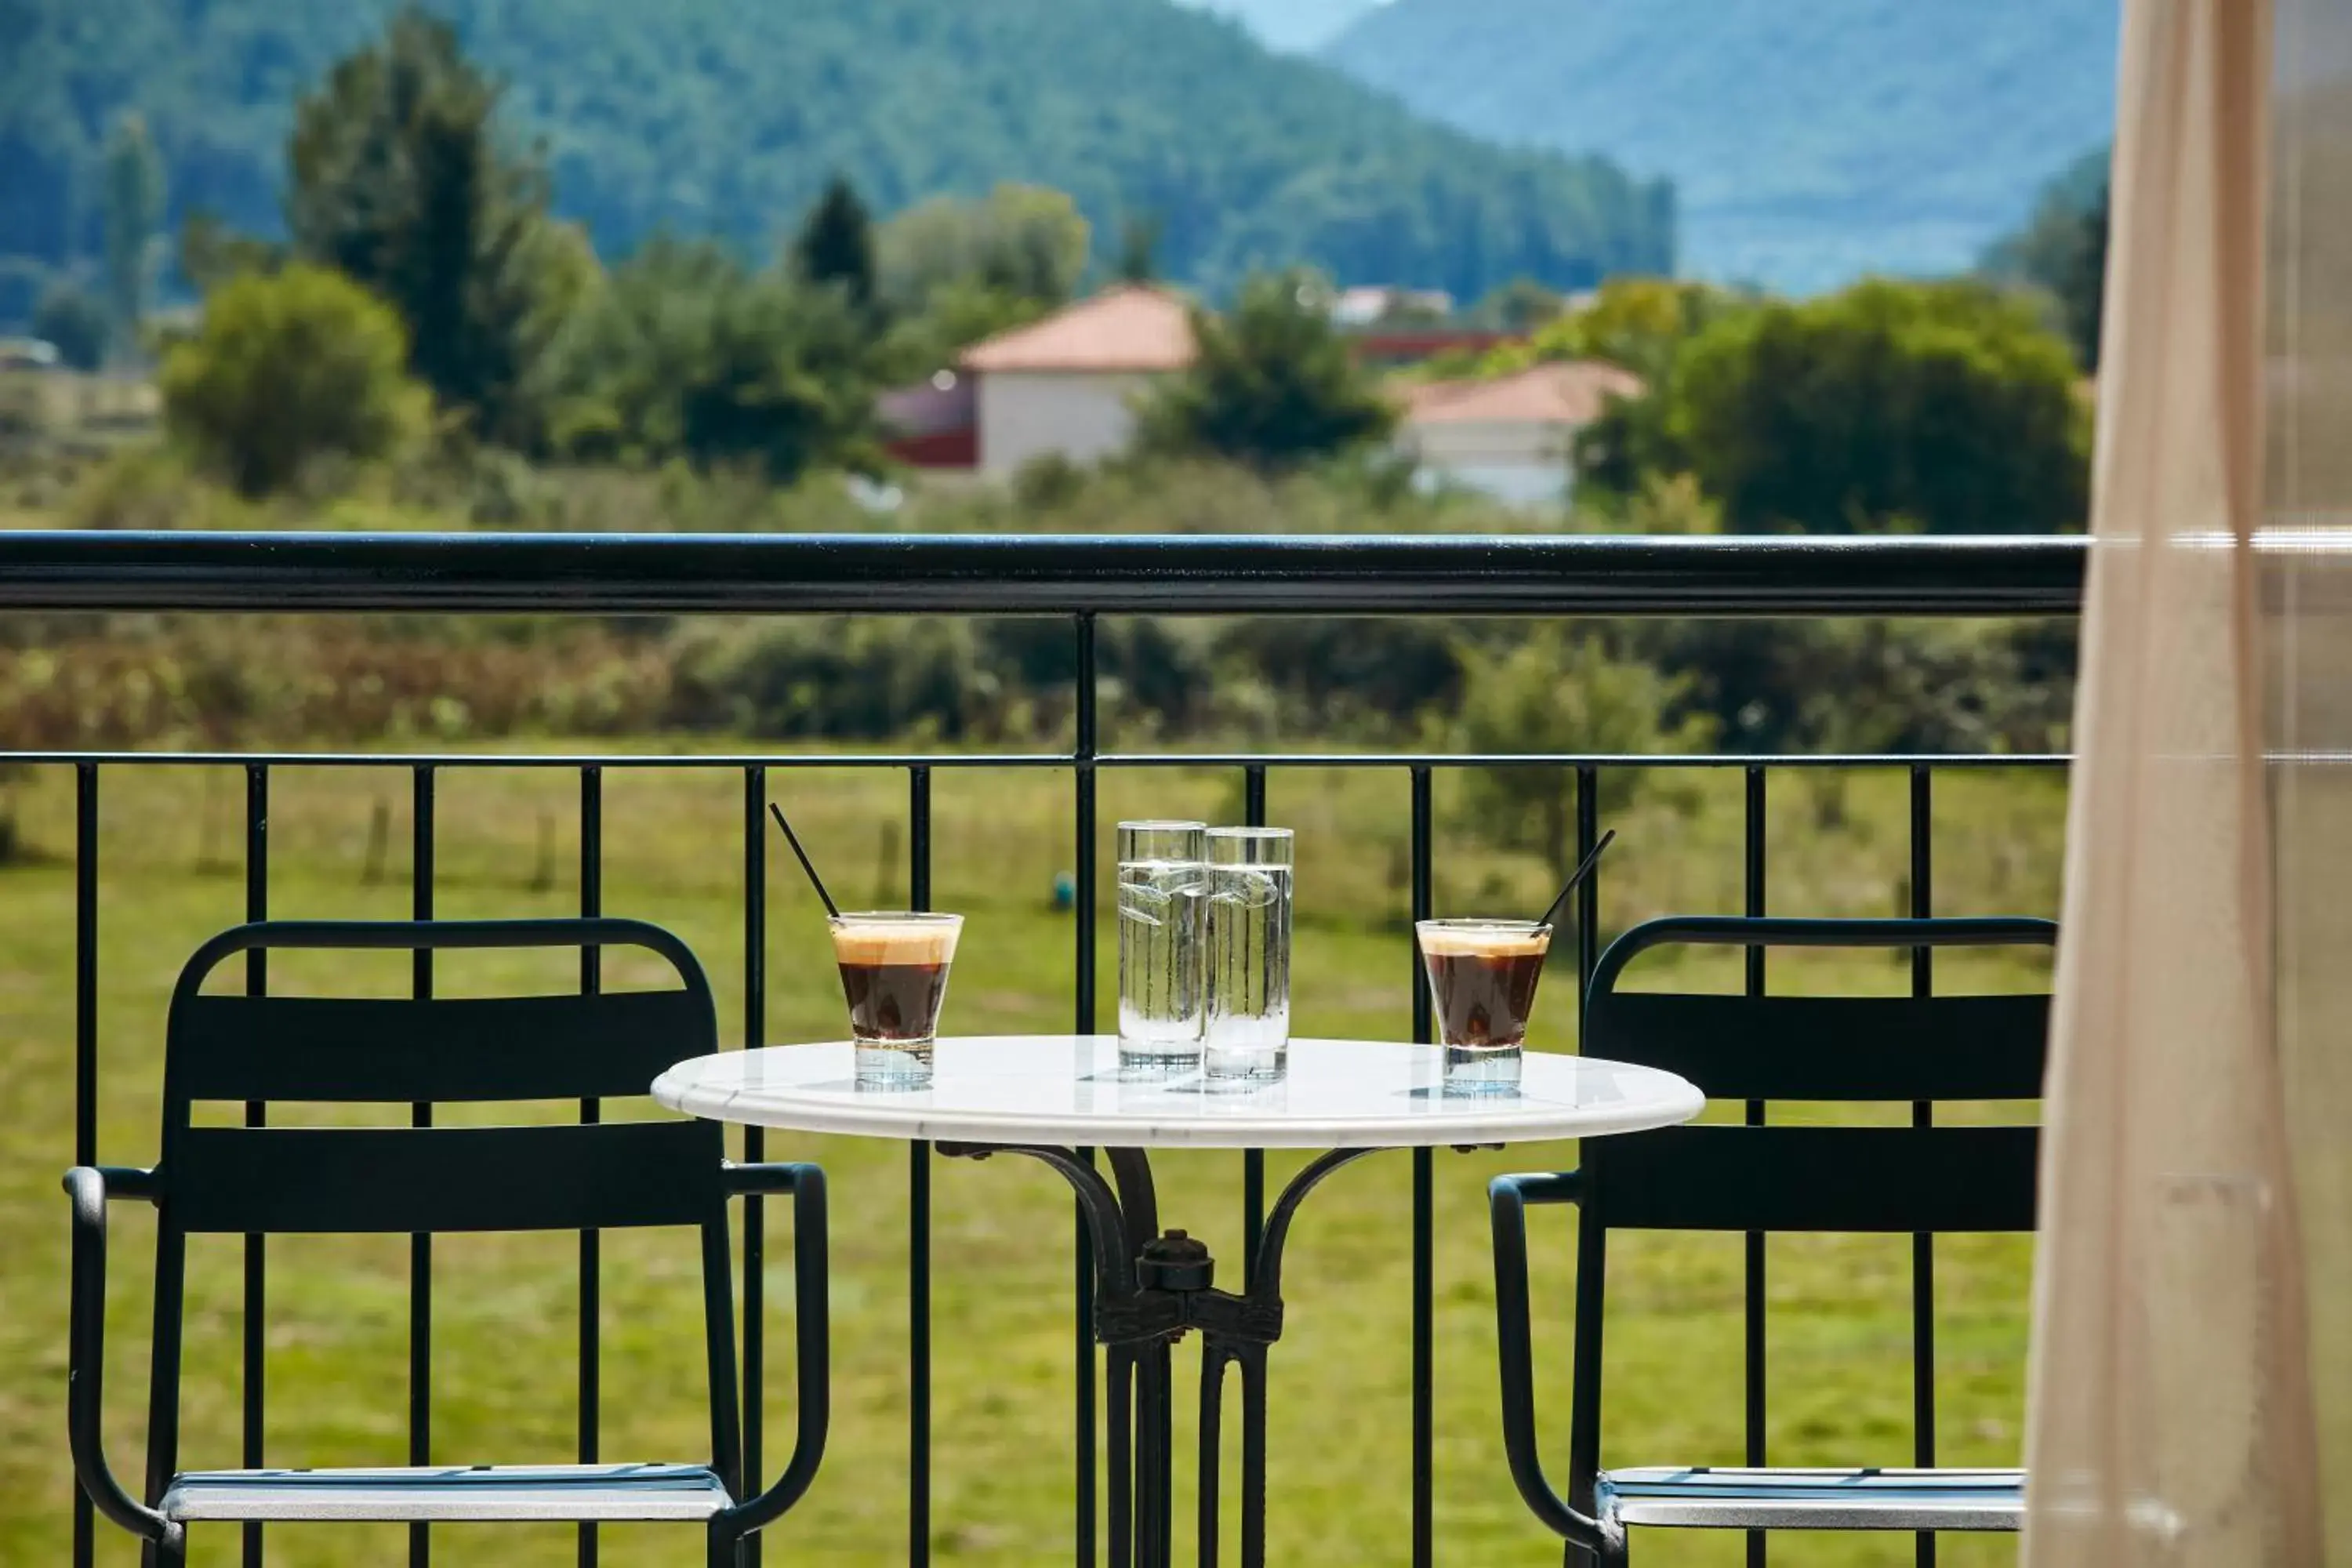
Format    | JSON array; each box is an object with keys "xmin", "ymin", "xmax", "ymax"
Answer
[
  {"xmin": 877, "ymin": 819, "xmax": 900, "ymax": 907},
  {"xmin": 362, "ymin": 796, "xmax": 390, "ymax": 885}
]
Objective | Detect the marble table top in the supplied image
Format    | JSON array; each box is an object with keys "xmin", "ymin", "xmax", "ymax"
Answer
[{"xmin": 652, "ymin": 1034, "xmax": 1704, "ymax": 1150}]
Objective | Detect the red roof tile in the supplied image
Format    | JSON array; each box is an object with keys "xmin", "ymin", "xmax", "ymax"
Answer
[
  {"xmin": 960, "ymin": 285, "xmax": 1197, "ymax": 373},
  {"xmin": 1401, "ymin": 360, "xmax": 1645, "ymax": 426}
]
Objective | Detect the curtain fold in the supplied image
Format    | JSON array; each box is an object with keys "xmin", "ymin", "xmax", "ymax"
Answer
[{"xmin": 2024, "ymin": 0, "xmax": 2347, "ymax": 1562}]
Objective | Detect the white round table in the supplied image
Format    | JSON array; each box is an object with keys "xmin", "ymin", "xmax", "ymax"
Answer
[
  {"xmin": 652, "ymin": 1035, "xmax": 1702, "ymax": 1568},
  {"xmin": 651, "ymin": 1033, "xmax": 1704, "ymax": 1149}
]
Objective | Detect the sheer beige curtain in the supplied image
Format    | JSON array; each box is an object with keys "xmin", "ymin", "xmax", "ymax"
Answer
[{"xmin": 2023, "ymin": 0, "xmax": 2350, "ymax": 1562}]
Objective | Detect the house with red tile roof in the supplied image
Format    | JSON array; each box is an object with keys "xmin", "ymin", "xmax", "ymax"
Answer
[
  {"xmin": 1396, "ymin": 360, "xmax": 1645, "ymax": 506},
  {"xmin": 924, "ymin": 283, "xmax": 1635, "ymax": 499},
  {"xmin": 957, "ymin": 284, "xmax": 1196, "ymax": 476}
]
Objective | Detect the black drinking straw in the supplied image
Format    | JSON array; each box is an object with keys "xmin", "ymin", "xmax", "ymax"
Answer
[
  {"xmin": 1535, "ymin": 828, "xmax": 1616, "ymax": 931},
  {"xmin": 768, "ymin": 800, "xmax": 841, "ymax": 919}
]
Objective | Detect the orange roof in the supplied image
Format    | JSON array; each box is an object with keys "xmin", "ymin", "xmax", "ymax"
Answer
[
  {"xmin": 1401, "ymin": 360, "xmax": 1645, "ymax": 427},
  {"xmin": 960, "ymin": 285, "xmax": 1196, "ymax": 373}
]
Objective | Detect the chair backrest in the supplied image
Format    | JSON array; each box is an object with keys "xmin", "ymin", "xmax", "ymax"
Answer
[
  {"xmin": 1567, "ymin": 916, "xmax": 2055, "ymax": 1490},
  {"xmin": 143, "ymin": 919, "xmax": 739, "ymax": 1498}
]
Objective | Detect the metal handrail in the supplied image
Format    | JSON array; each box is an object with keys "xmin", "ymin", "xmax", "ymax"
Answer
[{"xmin": 0, "ymin": 531, "xmax": 2087, "ymax": 615}]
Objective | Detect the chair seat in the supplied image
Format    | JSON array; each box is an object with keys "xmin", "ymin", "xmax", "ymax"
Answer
[
  {"xmin": 162, "ymin": 1462, "xmax": 733, "ymax": 1523},
  {"xmin": 1600, "ymin": 1467, "xmax": 2024, "ymax": 1531}
]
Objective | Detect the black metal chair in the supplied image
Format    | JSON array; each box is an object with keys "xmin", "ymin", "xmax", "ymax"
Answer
[
  {"xmin": 64, "ymin": 918, "xmax": 828, "ymax": 1568},
  {"xmin": 1490, "ymin": 915, "xmax": 2055, "ymax": 1563}
]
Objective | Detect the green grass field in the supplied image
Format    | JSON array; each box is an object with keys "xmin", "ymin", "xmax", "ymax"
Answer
[{"xmin": 0, "ymin": 752, "xmax": 2064, "ymax": 1566}]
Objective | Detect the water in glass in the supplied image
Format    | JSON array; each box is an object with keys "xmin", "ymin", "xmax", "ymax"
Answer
[
  {"xmin": 1117, "ymin": 821, "xmax": 1207, "ymax": 1072},
  {"xmin": 1203, "ymin": 827, "xmax": 1293, "ymax": 1085}
]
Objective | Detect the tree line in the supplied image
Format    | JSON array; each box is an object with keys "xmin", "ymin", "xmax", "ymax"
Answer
[{"xmin": 0, "ymin": 0, "xmax": 1674, "ymax": 323}]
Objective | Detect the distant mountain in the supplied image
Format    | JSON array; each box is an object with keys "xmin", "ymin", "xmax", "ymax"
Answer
[
  {"xmin": 0, "ymin": 0, "xmax": 1672, "ymax": 321},
  {"xmin": 1324, "ymin": 0, "xmax": 2118, "ymax": 293},
  {"xmin": 1178, "ymin": 0, "xmax": 1383, "ymax": 53}
]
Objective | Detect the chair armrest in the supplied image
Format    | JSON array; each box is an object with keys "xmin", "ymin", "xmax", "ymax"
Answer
[
  {"xmin": 1490, "ymin": 1171, "xmax": 1621, "ymax": 1559},
  {"xmin": 719, "ymin": 1160, "xmax": 809, "ymax": 1197},
  {"xmin": 63, "ymin": 1167, "xmax": 180, "ymax": 1551},
  {"xmin": 717, "ymin": 1162, "xmax": 830, "ymax": 1536}
]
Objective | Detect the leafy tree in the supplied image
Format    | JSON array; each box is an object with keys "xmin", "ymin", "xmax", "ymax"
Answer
[
  {"xmin": 543, "ymin": 238, "xmax": 878, "ymax": 481},
  {"xmin": 160, "ymin": 263, "xmax": 429, "ymax": 495},
  {"xmin": 0, "ymin": 259, "xmax": 49, "ymax": 328},
  {"xmin": 876, "ymin": 184, "xmax": 1092, "ymax": 318},
  {"xmin": 1981, "ymin": 147, "xmax": 2108, "ymax": 370},
  {"xmin": 1483, "ymin": 277, "xmax": 1742, "ymax": 381},
  {"xmin": 1455, "ymin": 628, "xmax": 1715, "ymax": 882},
  {"xmin": 285, "ymin": 5, "xmax": 571, "ymax": 445},
  {"xmin": 32, "ymin": 280, "xmax": 108, "ymax": 370},
  {"xmin": 1589, "ymin": 278, "xmax": 2090, "ymax": 535},
  {"xmin": 177, "ymin": 211, "xmax": 283, "ymax": 294},
  {"xmin": 1116, "ymin": 213, "xmax": 1163, "ymax": 285},
  {"xmin": 1471, "ymin": 278, "xmax": 1567, "ymax": 332},
  {"xmin": 1137, "ymin": 270, "xmax": 1396, "ymax": 472},
  {"xmin": 100, "ymin": 113, "xmax": 165, "ymax": 362},
  {"xmin": 878, "ymin": 277, "xmax": 1053, "ymax": 378},
  {"xmin": 790, "ymin": 175, "xmax": 877, "ymax": 310}
]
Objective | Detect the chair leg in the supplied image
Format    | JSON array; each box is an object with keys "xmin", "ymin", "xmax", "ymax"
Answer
[
  {"xmin": 1563, "ymin": 1534, "xmax": 1628, "ymax": 1568},
  {"xmin": 708, "ymin": 1526, "xmax": 744, "ymax": 1568}
]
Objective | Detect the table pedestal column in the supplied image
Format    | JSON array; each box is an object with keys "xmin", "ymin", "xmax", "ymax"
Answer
[{"xmin": 939, "ymin": 1142, "xmax": 1381, "ymax": 1568}]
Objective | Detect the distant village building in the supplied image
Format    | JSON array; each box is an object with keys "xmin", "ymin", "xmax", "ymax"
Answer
[
  {"xmin": 958, "ymin": 285, "xmax": 1196, "ymax": 477},
  {"xmin": 881, "ymin": 284, "xmax": 1639, "ymax": 504},
  {"xmin": 1397, "ymin": 360, "xmax": 1644, "ymax": 508},
  {"xmin": 0, "ymin": 338, "xmax": 61, "ymax": 371},
  {"xmin": 1330, "ymin": 285, "xmax": 1454, "ymax": 326},
  {"xmin": 877, "ymin": 369, "xmax": 978, "ymax": 470}
]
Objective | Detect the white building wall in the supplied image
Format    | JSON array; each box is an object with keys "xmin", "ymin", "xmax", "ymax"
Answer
[
  {"xmin": 1399, "ymin": 419, "xmax": 1579, "ymax": 506},
  {"xmin": 976, "ymin": 370, "xmax": 1162, "ymax": 476}
]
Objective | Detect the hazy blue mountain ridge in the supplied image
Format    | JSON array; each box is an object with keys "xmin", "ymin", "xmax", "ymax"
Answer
[{"xmin": 1324, "ymin": 0, "xmax": 2119, "ymax": 292}]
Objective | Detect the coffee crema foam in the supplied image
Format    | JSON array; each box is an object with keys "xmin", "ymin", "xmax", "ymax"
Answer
[
  {"xmin": 1418, "ymin": 924, "xmax": 1551, "ymax": 959},
  {"xmin": 831, "ymin": 918, "xmax": 960, "ymax": 966}
]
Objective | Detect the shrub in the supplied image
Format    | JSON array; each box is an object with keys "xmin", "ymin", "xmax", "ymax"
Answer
[
  {"xmin": 665, "ymin": 619, "xmax": 998, "ymax": 740},
  {"xmin": 1136, "ymin": 270, "xmax": 1396, "ymax": 472},
  {"xmin": 32, "ymin": 281, "xmax": 110, "ymax": 371},
  {"xmin": 540, "ymin": 239, "xmax": 880, "ymax": 481},
  {"xmin": 160, "ymin": 264, "xmax": 428, "ymax": 495},
  {"xmin": 1626, "ymin": 278, "xmax": 2090, "ymax": 534},
  {"xmin": 1455, "ymin": 627, "xmax": 1718, "ymax": 880}
]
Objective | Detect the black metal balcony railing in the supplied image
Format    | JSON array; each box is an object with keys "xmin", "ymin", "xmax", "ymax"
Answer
[{"xmin": 14, "ymin": 531, "xmax": 2086, "ymax": 1568}]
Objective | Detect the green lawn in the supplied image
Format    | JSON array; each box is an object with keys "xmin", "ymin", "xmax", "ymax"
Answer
[{"xmin": 0, "ymin": 753, "xmax": 2064, "ymax": 1566}]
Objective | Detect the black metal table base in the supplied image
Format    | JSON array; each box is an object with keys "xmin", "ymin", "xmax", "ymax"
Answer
[{"xmin": 938, "ymin": 1142, "xmax": 1382, "ymax": 1568}]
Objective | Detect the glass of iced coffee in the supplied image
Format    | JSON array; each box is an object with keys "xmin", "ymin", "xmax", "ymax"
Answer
[
  {"xmin": 830, "ymin": 911, "xmax": 962, "ymax": 1089},
  {"xmin": 1416, "ymin": 918, "xmax": 1552, "ymax": 1096}
]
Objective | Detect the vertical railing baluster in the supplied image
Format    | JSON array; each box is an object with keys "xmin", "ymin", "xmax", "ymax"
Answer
[
  {"xmin": 1074, "ymin": 613, "xmax": 1100, "ymax": 1568},
  {"xmin": 242, "ymin": 764, "xmax": 269, "ymax": 1568},
  {"xmin": 410, "ymin": 763, "xmax": 435, "ymax": 1568},
  {"xmin": 742, "ymin": 764, "xmax": 768, "ymax": 1568},
  {"xmin": 909, "ymin": 764, "xmax": 934, "ymax": 1568},
  {"xmin": 1242, "ymin": 765, "xmax": 1266, "ymax": 1290},
  {"xmin": 579, "ymin": 764, "xmax": 603, "ymax": 1568},
  {"xmin": 1575, "ymin": 767, "xmax": 1598, "ymax": 1040},
  {"xmin": 1743, "ymin": 765, "xmax": 1767, "ymax": 1568},
  {"xmin": 1409, "ymin": 766, "xmax": 1433, "ymax": 1568},
  {"xmin": 71, "ymin": 763, "xmax": 96, "ymax": 1568},
  {"xmin": 1909, "ymin": 764, "xmax": 1936, "ymax": 1568}
]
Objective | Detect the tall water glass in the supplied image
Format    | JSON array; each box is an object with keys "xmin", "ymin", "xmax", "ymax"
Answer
[
  {"xmin": 1203, "ymin": 826, "xmax": 1293, "ymax": 1086},
  {"xmin": 1117, "ymin": 820, "xmax": 1207, "ymax": 1073}
]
